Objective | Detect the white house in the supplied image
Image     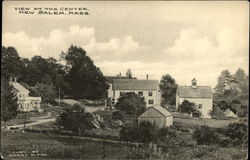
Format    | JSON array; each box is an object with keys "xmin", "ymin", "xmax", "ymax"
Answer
[
  {"xmin": 138, "ymin": 105, "xmax": 173, "ymax": 128},
  {"xmin": 10, "ymin": 78, "xmax": 42, "ymax": 112},
  {"xmin": 109, "ymin": 79, "xmax": 161, "ymax": 108},
  {"xmin": 176, "ymin": 78, "xmax": 213, "ymax": 118}
]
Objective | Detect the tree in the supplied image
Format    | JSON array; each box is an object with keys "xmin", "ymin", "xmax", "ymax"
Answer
[
  {"xmin": 61, "ymin": 45, "xmax": 108, "ymax": 100},
  {"xmin": 214, "ymin": 70, "xmax": 233, "ymax": 96},
  {"xmin": 159, "ymin": 74, "xmax": 177, "ymax": 106},
  {"xmin": 126, "ymin": 69, "xmax": 133, "ymax": 78},
  {"xmin": 192, "ymin": 125, "xmax": 219, "ymax": 145},
  {"xmin": 115, "ymin": 92, "xmax": 146, "ymax": 116},
  {"xmin": 178, "ymin": 100, "xmax": 196, "ymax": 115},
  {"xmin": 32, "ymin": 82, "xmax": 57, "ymax": 104},
  {"xmin": 1, "ymin": 46, "xmax": 24, "ymax": 79},
  {"xmin": 1, "ymin": 78, "xmax": 19, "ymax": 126},
  {"xmin": 56, "ymin": 104, "xmax": 94, "ymax": 135}
]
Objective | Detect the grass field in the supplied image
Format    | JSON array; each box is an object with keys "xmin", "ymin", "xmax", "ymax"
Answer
[
  {"xmin": 173, "ymin": 115, "xmax": 237, "ymax": 128},
  {"xmin": 1, "ymin": 130, "xmax": 247, "ymax": 160}
]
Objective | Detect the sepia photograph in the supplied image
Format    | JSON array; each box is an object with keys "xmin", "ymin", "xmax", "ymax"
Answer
[{"xmin": 1, "ymin": 1, "xmax": 249, "ymax": 159}]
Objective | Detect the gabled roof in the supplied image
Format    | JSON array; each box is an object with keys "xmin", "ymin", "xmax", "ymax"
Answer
[
  {"xmin": 139, "ymin": 105, "xmax": 172, "ymax": 117},
  {"xmin": 224, "ymin": 108, "xmax": 237, "ymax": 118},
  {"xmin": 113, "ymin": 79, "xmax": 159, "ymax": 90},
  {"xmin": 177, "ymin": 86, "xmax": 212, "ymax": 98},
  {"xmin": 105, "ymin": 76, "xmax": 130, "ymax": 83},
  {"xmin": 10, "ymin": 82, "xmax": 30, "ymax": 93},
  {"xmin": 152, "ymin": 105, "xmax": 172, "ymax": 117}
]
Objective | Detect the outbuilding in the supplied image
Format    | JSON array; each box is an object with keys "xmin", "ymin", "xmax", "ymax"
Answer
[{"xmin": 138, "ymin": 105, "xmax": 173, "ymax": 128}]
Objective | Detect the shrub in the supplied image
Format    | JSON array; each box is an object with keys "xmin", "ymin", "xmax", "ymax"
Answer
[
  {"xmin": 112, "ymin": 111, "xmax": 125, "ymax": 121},
  {"xmin": 120, "ymin": 121, "xmax": 157, "ymax": 143},
  {"xmin": 192, "ymin": 125, "xmax": 219, "ymax": 145},
  {"xmin": 209, "ymin": 105, "xmax": 225, "ymax": 120},
  {"xmin": 225, "ymin": 122, "xmax": 248, "ymax": 145},
  {"xmin": 56, "ymin": 104, "xmax": 95, "ymax": 135}
]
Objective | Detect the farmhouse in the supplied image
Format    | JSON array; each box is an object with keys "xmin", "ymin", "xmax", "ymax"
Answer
[
  {"xmin": 138, "ymin": 105, "xmax": 173, "ymax": 128},
  {"xmin": 9, "ymin": 77, "xmax": 41, "ymax": 112},
  {"xmin": 176, "ymin": 78, "xmax": 213, "ymax": 118},
  {"xmin": 107, "ymin": 77, "xmax": 161, "ymax": 108}
]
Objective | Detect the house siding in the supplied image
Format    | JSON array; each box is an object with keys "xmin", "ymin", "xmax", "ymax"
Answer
[
  {"xmin": 176, "ymin": 95, "xmax": 212, "ymax": 118},
  {"xmin": 138, "ymin": 107, "xmax": 173, "ymax": 128},
  {"xmin": 114, "ymin": 90, "xmax": 161, "ymax": 108}
]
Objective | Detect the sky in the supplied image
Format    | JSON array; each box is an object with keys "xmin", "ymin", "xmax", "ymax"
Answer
[{"xmin": 2, "ymin": 1, "xmax": 249, "ymax": 88}]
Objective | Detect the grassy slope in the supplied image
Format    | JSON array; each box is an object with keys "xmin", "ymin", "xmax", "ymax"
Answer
[{"xmin": 1, "ymin": 131, "xmax": 247, "ymax": 160}]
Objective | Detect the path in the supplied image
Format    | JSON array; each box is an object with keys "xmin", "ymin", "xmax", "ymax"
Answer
[{"xmin": 6, "ymin": 118, "xmax": 56, "ymax": 130}]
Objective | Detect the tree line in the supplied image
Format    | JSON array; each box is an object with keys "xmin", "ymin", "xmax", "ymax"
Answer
[{"xmin": 1, "ymin": 45, "xmax": 109, "ymax": 104}]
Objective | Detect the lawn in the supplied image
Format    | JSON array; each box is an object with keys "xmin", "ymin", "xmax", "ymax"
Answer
[
  {"xmin": 1, "ymin": 130, "xmax": 247, "ymax": 160},
  {"xmin": 173, "ymin": 115, "xmax": 237, "ymax": 128}
]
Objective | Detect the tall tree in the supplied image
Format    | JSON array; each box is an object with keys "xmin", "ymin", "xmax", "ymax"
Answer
[
  {"xmin": 126, "ymin": 69, "xmax": 133, "ymax": 78},
  {"xmin": 214, "ymin": 70, "xmax": 233, "ymax": 96},
  {"xmin": 32, "ymin": 82, "xmax": 57, "ymax": 104},
  {"xmin": 1, "ymin": 46, "xmax": 24, "ymax": 79},
  {"xmin": 159, "ymin": 74, "xmax": 177, "ymax": 106},
  {"xmin": 1, "ymin": 78, "xmax": 19, "ymax": 126},
  {"xmin": 61, "ymin": 45, "xmax": 108, "ymax": 100}
]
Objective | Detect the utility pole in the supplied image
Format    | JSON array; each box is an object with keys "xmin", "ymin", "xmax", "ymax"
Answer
[
  {"xmin": 23, "ymin": 111, "xmax": 27, "ymax": 132},
  {"xmin": 59, "ymin": 87, "xmax": 61, "ymax": 107}
]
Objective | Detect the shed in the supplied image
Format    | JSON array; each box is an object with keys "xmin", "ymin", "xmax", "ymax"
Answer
[{"xmin": 138, "ymin": 105, "xmax": 173, "ymax": 128}]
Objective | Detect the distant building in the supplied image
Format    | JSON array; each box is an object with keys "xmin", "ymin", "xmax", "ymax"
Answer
[
  {"xmin": 138, "ymin": 105, "xmax": 173, "ymax": 128},
  {"xmin": 108, "ymin": 78, "xmax": 161, "ymax": 107},
  {"xmin": 176, "ymin": 78, "xmax": 213, "ymax": 118},
  {"xmin": 9, "ymin": 77, "xmax": 41, "ymax": 112}
]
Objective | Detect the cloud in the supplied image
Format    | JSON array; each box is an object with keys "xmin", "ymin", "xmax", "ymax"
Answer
[{"xmin": 2, "ymin": 25, "xmax": 151, "ymax": 62}]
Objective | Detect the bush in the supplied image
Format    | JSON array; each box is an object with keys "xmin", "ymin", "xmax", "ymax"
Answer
[
  {"xmin": 120, "ymin": 121, "xmax": 157, "ymax": 143},
  {"xmin": 56, "ymin": 104, "xmax": 95, "ymax": 135},
  {"xmin": 112, "ymin": 111, "xmax": 125, "ymax": 121},
  {"xmin": 225, "ymin": 122, "xmax": 248, "ymax": 145},
  {"xmin": 192, "ymin": 125, "xmax": 219, "ymax": 145}
]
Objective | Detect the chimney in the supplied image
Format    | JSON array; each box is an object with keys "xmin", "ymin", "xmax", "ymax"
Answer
[
  {"xmin": 10, "ymin": 76, "xmax": 13, "ymax": 82},
  {"xmin": 146, "ymin": 74, "xmax": 148, "ymax": 80},
  {"xmin": 119, "ymin": 72, "xmax": 121, "ymax": 77},
  {"xmin": 14, "ymin": 77, "xmax": 17, "ymax": 82}
]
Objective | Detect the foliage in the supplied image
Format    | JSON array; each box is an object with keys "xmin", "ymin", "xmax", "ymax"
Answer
[
  {"xmin": 61, "ymin": 45, "xmax": 108, "ymax": 100},
  {"xmin": 126, "ymin": 69, "xmax": 133, "ymax": 78},
  {"xmin": 192, "ymin": 125, "xmax": 219, "ymax": 145},
  {"xmin": 209, "ymin": 104, "xmax": 225, "ymax": 120},
  {"xmin": 112, "ymin": 110, "xmax": 125, "ymax": 121},
  {"xmin": 1, "ymin": 78, "xmax": 19, "ymax": 125},
  {"xmin": 32, "ymin": 82, "xmax": 57, "ymax": 104},
  {"xmin": 56, "ymin": 104, "xmax": 94, "ymax": 135},
  {"xmin": 225, "ymin": 122, "xmax": 248, "ymax": 145},
  {"xmin": 178, "ymin": 100, "xmax": 197, "ymax": 115},
  {"xmin": 159, "ymin": 74, "xmax": 177, "ymax": 106},
  {"xmin": 215, "ymin": 68, "xmax": 249, "ymax": 99},
  {"xmin": 1, "ymin": 46, "xmax": 24, "ymax": 79},
  {"xmin": 120, "ymin": 121, "xmax": 158, "ymax": 143},
  {"xmin": 115, "ymin": 92, "xmax": 146, "ymax": 116}
]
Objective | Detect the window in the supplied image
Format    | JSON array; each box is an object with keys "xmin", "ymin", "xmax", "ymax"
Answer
[
  {"xmin": 148, "ymin": 100, "xmax": 154, "ymax": 104},
  {"xmin": 198, "ymin": 104, "xmax": 202, "ymax": 109},
  {"xmin": 138, "ymin": 91, "xmax": 143, "ymax": 96},
  {"xmin": 120, "ymin": 91, "xmax": 125, "ymax": 96},
  {"xmin": 148, "ymin": 91, "xmax": 153, "ymax": 96},
  {"xmin": 19, "ymin": 94, "xmax": 21, "ymax": 98},
  {"xmin": 23, "ymin": 94, "xmax": 25, "ymax": 98}
]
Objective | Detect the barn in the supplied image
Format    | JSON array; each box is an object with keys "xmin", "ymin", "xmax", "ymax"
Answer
[{"xmin": 138, "ymin": 105, "xmax": 173, "ymax": 128}]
